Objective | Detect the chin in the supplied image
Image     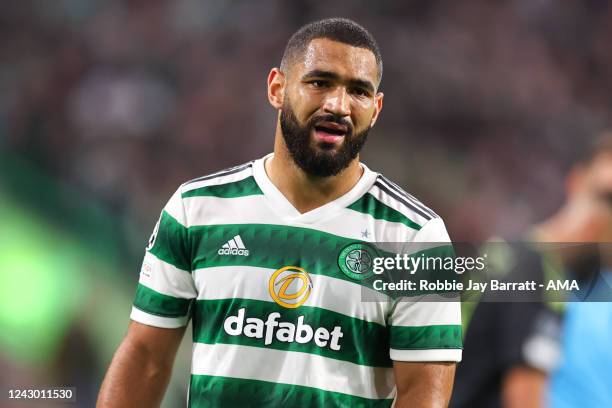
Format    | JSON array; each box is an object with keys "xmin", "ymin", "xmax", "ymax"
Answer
[{"xmin": 312, "ymin": 139, "xmax": 344, "ymax": 152}]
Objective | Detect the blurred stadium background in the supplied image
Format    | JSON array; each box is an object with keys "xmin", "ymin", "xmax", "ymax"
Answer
[{"xmin": 2, "ymin": 0, "xmax": 612, "ymax": 406}]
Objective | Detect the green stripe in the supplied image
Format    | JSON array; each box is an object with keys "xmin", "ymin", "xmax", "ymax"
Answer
[
  {"xmin": 149, "ymin": 210, "xmax": 191, "ymax": 271},
  {"xmin": 189, "ymin": 224, "xmax": 452, "ymax": 289},
  {"xmin": 348, "ymin": 193, "xmax": 422, "ymax": 231},
  {"xmin": 182, "ymin": 176, "xmax": 263, "ymax": 198},
  {"xmin": 133, "ymin": 283, "xmax": 192, "ymax": 317},
  {"xmin": 390, "ymin": 324, "xmax": 462, "ymax": 350},
  {"xmin": 150, "ymin": 219, "xmax": 457, "ymax": 297},
  {"xmin": 192, "ymin": 298, "xmax": 392, "ymax": 367},
  {"xmin": 190, "ymin": 224, "xmax": 365, "ymax": 286},
  {"xmin": 188, "ymin": 375, "xmax": 393, "ymax": 408}
]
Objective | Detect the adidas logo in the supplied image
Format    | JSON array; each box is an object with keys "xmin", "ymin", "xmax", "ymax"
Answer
[{"xmin": 218, "ymin": 235, "xmax": 250, "ymax": 256}]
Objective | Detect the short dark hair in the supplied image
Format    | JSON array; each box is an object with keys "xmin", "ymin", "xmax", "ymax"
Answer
[{"xmin": 280, "ymin": 18, "xmax": 383, "ymax": 84}]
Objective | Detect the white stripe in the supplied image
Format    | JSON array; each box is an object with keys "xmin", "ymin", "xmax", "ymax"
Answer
[
  {"xmin": 182, "ymin": 166, "xmax": 253, "ymax": 193},
  {"xmin": 330, "ymin": 207, "xmax": 419, "ymax": 242},
  {"xmin": 228, "ymin": 239, "xmax": 238, "ymax": 249},
  {"xmin": 193, "ymin": 266, "xmax": 391, "ymax": 324},
  {"xmin": 222, "ymin": 243, "xmax": 229, "ymax": 249},
  {"xmin": 184, "ymin": 195, "xmax": 419, "ymax": 242},
  {"xmin": 388, "ymin": 295, "xmax": 462, "ymax": 327},
  {"xmin": 390, "ymin": 348, "xmax": 461, "ymax": 362},
  {"xmin": 163, "ymin": 188, "xmax": 187, "ymax": 226},
  {"xmin": 413, "ymin": 218, "xmax": 451, "ymax": 243},
  {"xmin": 191, "ymin": 343, "xmax": 396, "ymax": 400},
  {"xmin": 130, "ymin": 307, "xmax": 189, "ymax": 328},
  {"xmin": 139, "ymin": 251, "xmax": 197, "ymax": 299},
  {"xmin": 233, "ymin": 235, "xmax": 245, "ymax": 249}
]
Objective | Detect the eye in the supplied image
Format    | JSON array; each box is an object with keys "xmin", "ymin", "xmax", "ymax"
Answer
[
  {"xmin": 310, "ymin": 80, "xmax": 329, "ymax": 88},
  {"xmin": 351, "ymin": 87, "xmax": 369, "ymax": 97}
]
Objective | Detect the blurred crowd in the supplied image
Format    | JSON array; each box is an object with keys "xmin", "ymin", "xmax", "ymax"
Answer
[
  {"xmin": 2, "ymin": 0, "xmax": 612, "ymax": 406},
  {"xmin": 4, "ymin": 0, "xmax": 612, "ymax": 241}
]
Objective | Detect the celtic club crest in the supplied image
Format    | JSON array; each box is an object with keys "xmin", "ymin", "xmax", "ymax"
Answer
[{"xmin": 338, "ymin": 243, "xmax": 378, "ymax": 280}]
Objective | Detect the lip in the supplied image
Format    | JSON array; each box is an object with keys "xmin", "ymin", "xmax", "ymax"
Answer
[
  {"xmin": 315, "ymin": 120, "xmax": 348, "ymax": 134},
  {"xmin": 313, "ymin": 128, "xmax": 344, "ymax": 144}
]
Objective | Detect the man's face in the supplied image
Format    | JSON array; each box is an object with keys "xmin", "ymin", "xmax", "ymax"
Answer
[{"xmin": 278, "ymin": 38, "xmax": 383, "ymax": 177}]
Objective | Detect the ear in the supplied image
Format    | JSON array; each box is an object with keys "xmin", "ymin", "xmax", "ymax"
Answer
[
  {"xmin": 267, "ymin": 68, "xmax": 285, "ymax": 110},
  {"xmin": 369, "ymin": 92, "xmax": 384, "ymax": 128}
]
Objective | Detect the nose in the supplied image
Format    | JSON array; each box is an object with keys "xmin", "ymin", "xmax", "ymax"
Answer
[{"xmin": 322, "ymin": 86, "xmax": 351, "ymax": 117}]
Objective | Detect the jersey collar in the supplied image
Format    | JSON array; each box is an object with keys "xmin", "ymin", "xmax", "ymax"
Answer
[{"xmin": 253, "ymin": 153, "xmax": 377, "ymax": 224}]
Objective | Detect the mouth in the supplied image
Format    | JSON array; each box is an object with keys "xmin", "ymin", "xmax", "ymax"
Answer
[{"xmin": 313, "ymin": 121, "xmax": 348, "ymax": 144}]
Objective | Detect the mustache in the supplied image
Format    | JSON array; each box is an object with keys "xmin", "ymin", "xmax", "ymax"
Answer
[{"xmin": 308, "ymin": 114, "xmax": 354, "ymax": 134}]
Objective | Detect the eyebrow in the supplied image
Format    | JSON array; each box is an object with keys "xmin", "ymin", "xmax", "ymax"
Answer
[{"xmin": 301, "ymin": 69, "xmax": 376, "ymax": 94}]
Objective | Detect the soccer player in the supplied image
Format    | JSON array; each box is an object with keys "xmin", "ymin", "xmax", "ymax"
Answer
[{"xmin": 97, "ymin": 18, "xmax": 462, "ymax": 408}]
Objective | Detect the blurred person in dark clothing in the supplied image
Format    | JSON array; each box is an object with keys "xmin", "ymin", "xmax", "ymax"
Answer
[
  {"xmin": 451, "ymin": 134, "xmax": 612, "ymax": 408},
  {"xmin": 546, "ymin": 135, "xmax": 612, "ymax": 408}
]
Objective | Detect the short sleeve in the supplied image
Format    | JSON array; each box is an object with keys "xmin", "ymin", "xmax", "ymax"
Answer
[
  {"xmin": 130, "ymin": 188, "xmax": 197, "ymax": 328},
  {"xmin": 388, "ymin": 218, "xmax": 463, "ymax": 362}
]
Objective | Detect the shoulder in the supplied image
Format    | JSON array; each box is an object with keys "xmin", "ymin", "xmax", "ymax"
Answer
[
  {"xmin": 365, "ymin": 172, "xmax": 441, "ymax": 231},
  {"xmin": 159, "ymin": 161, "xmax": 257, "ymax": 227},
  {"xmin": 178, "ymin": 161, "xmax": 257, "ymax": 198}
]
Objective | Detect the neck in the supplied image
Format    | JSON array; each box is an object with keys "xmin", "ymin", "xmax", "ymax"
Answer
[{"xmin": 266, "ymin": 124, "xmax": 363, "ymax": 214}]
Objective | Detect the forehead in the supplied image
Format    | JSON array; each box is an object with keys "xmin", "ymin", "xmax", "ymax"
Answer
[{"xmin": 296, "ymin": 38, "xmax": 379, "ymax": 83}]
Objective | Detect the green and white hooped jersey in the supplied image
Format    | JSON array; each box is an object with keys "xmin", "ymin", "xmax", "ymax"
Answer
[{"xmin": 131, "ymin": 153, "xmax": 462, "ymax": 408}]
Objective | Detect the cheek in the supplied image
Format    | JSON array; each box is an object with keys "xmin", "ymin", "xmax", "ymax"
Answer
[
  {"xmin": 352, "ymin": 101, "xmax": 377, "ymax": 129},
  {"xmin": 292, "ymin": 89, "xmax": 323, "ymax": 121}
]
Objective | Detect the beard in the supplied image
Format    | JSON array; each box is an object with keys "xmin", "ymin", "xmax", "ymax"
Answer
[{"xmin": 279, "ymin": 100, "xmax": 370, "ymax": 177}]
